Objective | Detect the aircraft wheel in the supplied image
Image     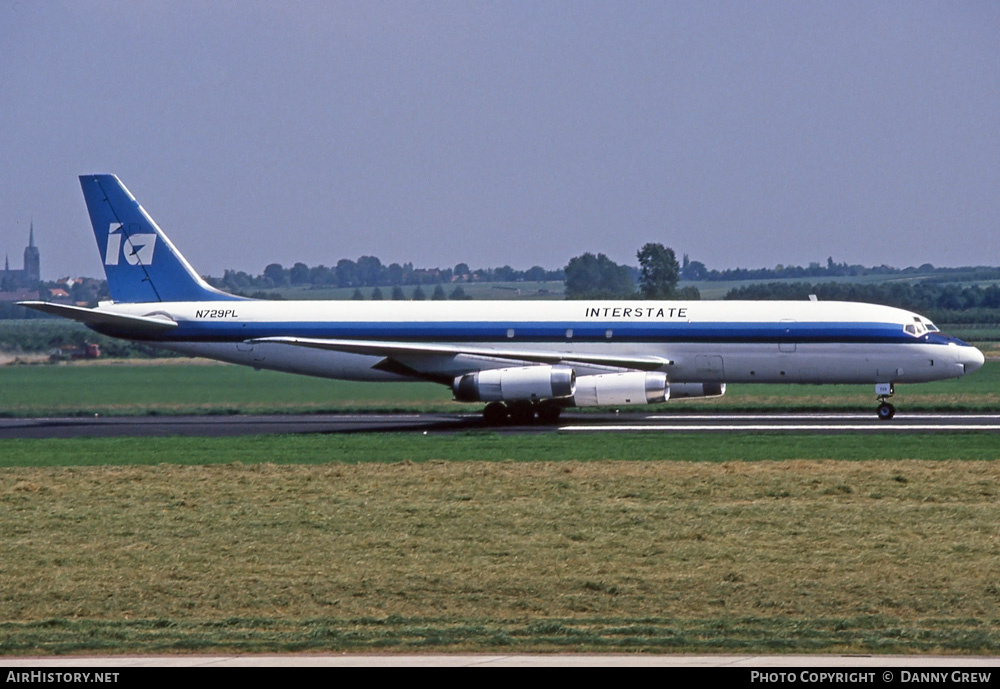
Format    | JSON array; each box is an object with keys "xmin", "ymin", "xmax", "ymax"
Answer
[
  {"xmin": 483, "ymin": 402, "xmax": 508, "ymax": 425},
  {"xmin": 507, "ymin": 400, "xmax": 537, "ymax": 425},
  {"xmin": 536, "ymin": 401, "xmax": 562, "ymax": 424},
  {"xmin": 877, "ymin": 402, "xmax": 896, "ymax": 420}
]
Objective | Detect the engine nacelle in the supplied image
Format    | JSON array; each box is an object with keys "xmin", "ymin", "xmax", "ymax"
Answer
[
  {"xmin": 453, "ymin": 365, "xmax": 576, "ymax": 402},
  {"xmin": 669, "ymin": 382, "xmax": 727, "ymax": 399},
  {"xmin": 571, "ymin": 372, "xmax": 669, "ymax": 407}
]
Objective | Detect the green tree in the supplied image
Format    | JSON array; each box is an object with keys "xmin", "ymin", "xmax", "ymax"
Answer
[
  {"xmin": 449, "ymin": 285, "xmax": 471, "ymax": 300},
  {"xmin": 564, "ymin": 252, "xmax": 636, "ymax": 299},
  {"xmin": 289, "ymin": 262, "xmax": 310, "ymax": 286},
  {"xmin": 335, "ymin": 259, "xmax": 358, "ymax": 288},
  {"xmin": 309, "ymin": 264, "xmax": 333, "ymax": 285},
  {"xmin": 680, "ymin": 258, "xmax": 707, "ymax": 281},
  {"xmin": 356, "ymin": 256, "xmax": 384, "ymax": 286},
  {"xmin": 263, "ymin": 263, "xmax": 288, "ymax": 288},
  {"xmin": 636, "ymin": 243, "xmax": 679, "ymax": 299}
]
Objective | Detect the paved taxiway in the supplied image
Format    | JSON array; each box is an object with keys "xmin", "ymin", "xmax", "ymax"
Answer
[{"xmin": 2, "ymin": 412, "xmax": 999, "ymax": 439}]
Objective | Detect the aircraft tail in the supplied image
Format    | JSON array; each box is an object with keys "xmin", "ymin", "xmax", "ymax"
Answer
[{"xmin": 79, "ymin": 174, "xmax": 242, "ymax": 303}]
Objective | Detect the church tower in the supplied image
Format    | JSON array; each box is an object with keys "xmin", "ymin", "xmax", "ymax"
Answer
[{"xmin": 23, "ymin": 221, "xmax": 40, "ymax": 283}]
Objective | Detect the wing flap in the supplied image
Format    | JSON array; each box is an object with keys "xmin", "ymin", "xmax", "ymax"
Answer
[{"xmin": 249, "ymin": 336, "xmax": 671, "ymax": 372}]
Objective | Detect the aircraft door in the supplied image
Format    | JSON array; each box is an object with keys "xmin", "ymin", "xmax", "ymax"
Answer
[{"xmin": 694, "ymin": 355, "xmax": 725, "ymax": 381}]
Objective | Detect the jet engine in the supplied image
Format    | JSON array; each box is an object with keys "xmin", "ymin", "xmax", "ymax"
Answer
[
  {"xmin": 452, "ymin": 365, "xmax": 576, "ymax": 402},
  {"xmin": 571, "ymin": 371, "xmax": 669, "ymax": 407}
]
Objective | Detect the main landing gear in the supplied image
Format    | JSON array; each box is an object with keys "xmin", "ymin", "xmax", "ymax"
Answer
[
  {"xmin": 876, "ymin": 383, "xmax": 896, "ymax": 420},
  {"xmin": 482, "ymin": 400, "xmax": 563, "ymax": 426}
]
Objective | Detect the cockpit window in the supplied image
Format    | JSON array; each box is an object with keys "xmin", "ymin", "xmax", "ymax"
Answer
[{"xmin": 904, "ymin": 318, "xmax": 933, "ymax": 337}]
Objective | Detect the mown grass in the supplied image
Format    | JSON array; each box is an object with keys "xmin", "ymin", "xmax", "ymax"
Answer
[
  {"xmin": 0, "ymin": 363, "xmax": 454, "ymax": 417},
  {"xmin": 1, "ymin": 357, "xmax": 997, "ymax": 657},
  {"xmin": 1, "ymin": 359, "xmax": 997, "ymax": 417},
  {"xmin": 1, "ymin": 432, "xmax": 1000, "ymax": 468},
  {"xmin": 1, "ymin": 460, "xmax": 998, "ymax": 655}
]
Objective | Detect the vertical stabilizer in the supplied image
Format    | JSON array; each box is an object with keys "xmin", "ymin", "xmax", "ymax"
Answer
[{"xmin": 79, "ymin": 175, "xmax": 241, "ymax": 303}]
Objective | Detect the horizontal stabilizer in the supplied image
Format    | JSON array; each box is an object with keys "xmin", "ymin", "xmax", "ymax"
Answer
[
  {"xmin": 18, "ymin": 301, "xmax": 178, "ymax": 332},
  {"xmin": 249, "ymin": 336, "xmax": 671, "ymax": 371}
]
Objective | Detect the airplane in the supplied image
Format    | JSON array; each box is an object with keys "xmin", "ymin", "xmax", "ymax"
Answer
[{"xmin": 20, "ymin": 174, "xmax": 985, "ymax": 424}]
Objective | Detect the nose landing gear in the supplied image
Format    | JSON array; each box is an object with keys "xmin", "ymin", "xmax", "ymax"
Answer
[{"xmin": 876, "ymin": 383, "xmax": 896, "ymax": 420}]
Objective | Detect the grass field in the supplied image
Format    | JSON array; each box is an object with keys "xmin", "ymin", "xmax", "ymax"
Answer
[
  {"xmin": 3, "ymin": 432, "xmax": 1000, "ymax": 468},
  {"xmin": 2, "ymin": 459, "xmax": 998, "ymax": 655},
  {"xmin": 1, "ymin": 358, "xmax": 998, "ymax": 656},
  {"xmin": 1, "ymin": 359, "xmax": 997, "ymax": 417}
]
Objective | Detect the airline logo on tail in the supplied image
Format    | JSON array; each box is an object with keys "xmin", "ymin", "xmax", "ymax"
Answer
[{"xmin": 104, "ymin": 223, "xmax": 157, "ymax": 266}]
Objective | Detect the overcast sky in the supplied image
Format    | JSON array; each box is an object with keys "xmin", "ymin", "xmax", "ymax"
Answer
[{"xmin": 2, "ymin": 1, "xmax": 998, "ymax": 281}]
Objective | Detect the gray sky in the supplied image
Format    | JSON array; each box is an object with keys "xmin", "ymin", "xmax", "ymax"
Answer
[{"xmin": 2, "ymin": 0, "xmax": 998, "ymax": 281}]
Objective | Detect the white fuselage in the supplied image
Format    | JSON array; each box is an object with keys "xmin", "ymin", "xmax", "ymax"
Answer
[{"xmin": 94, "ymin": 298, "xmax": 985, "ymax": 387}]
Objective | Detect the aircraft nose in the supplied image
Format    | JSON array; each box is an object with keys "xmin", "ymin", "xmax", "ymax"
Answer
[{"xmin": 961, "ymin": 345, "xmax": 985, "ymax": 375}]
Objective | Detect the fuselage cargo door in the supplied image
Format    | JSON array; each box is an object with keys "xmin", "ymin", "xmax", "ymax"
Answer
[{"xmin": 694, "ymin": 355, "xmax": 725, "ymax": 381}]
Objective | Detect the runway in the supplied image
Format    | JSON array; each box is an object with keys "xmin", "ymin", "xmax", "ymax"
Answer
[
  {"xmin": 2, "ymin": 411, "xmax": 999, "ymax": 439},
  {"xmin": 561, "ymin": 412, "xmax": 1000, "ymax": 434}
]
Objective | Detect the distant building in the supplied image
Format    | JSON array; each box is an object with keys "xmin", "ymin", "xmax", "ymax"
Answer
[
  {"xmin": 0, "ymin": 287, "xmax": 39, "ymax": 302},
  {"xmin": 2, "ymin": 222, "xmax": 41, "ymax": 290}
]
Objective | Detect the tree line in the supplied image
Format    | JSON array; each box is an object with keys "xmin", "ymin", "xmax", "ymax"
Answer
[
  {"xmin": 345, "ymin": 284, "xmax": 474, "ymax": 301},
  {"xmin": 679, "ymin": 256, "xmax": 1000, "ymax": 283},
  {"xmin": 724, "ymin": 281, "xmax": 1000, "ymax": 323},
  {"xmin": 204, "ymin": 246, "xmax": 1000, "ymax": 306},
  {"xmin": 563, "ymin": 243, "xmax": 699, "ymax": 300},
  {"xmin": 4, "ymin": 243, "xmax": 999, "ymax": 323},
  {"xmin": 207, "ymin": 259, "xmax": 564, "ymax": 293}
]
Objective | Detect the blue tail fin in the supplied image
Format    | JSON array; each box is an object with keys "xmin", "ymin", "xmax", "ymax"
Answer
[{"xmin": 80, "ymin": 174, "xmax": 242, "ymax": 303}]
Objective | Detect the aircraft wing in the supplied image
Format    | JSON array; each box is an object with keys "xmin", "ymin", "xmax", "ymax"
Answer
[
  {"xmin": 17, "ymin": 301, "xmax": 178, "ymax": 332},
  {"xmin": 249, "ymin": 336, "xmax": 671, "ymax": 375}
]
